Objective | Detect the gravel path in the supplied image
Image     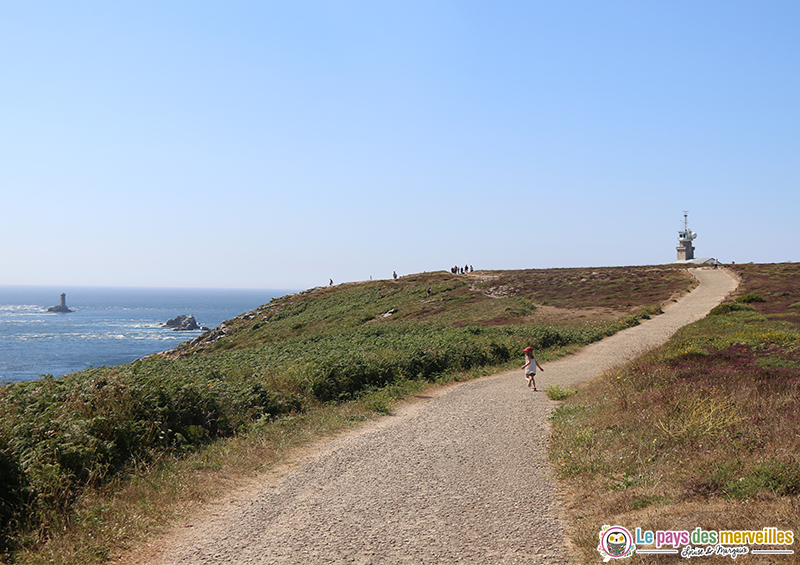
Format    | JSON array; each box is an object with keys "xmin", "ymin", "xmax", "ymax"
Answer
[{"xmin": 128, "ymin": 268, "xmax": 737, "ymax": 565}]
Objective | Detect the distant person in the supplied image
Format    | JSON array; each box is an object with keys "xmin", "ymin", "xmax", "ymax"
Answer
[
  {"xmin": 714, "ymin": 258, "xmax": 719, "ymax": 269},
  {"xmin": 470, "ymin": 265, "xmax": 473, "ymax": 272},
  {"xmin": 427, "ymin": 288, "xmax": 432, "ymax": 297},
  {"xmin": 393, "ymin": 271, "xmax": 398, "ymax": 280},
  {"xmin": 521, "ymin": 346, "xmax": 544, "ymax": 391},
  {"xmin": 329, "ymin": 279, "xmax": 333, "ymax": 286}
]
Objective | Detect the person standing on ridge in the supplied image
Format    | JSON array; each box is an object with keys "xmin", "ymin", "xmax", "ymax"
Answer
[{"xmin": 521, "ymin": 346, "xmax": 544, "ymax": 391}]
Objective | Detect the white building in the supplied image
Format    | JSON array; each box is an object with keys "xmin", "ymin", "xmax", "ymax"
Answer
[{"xmin": 675, "ymin": 212, "xmax": 714, "ymax": 265}]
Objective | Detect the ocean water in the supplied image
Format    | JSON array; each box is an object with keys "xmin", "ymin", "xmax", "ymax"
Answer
[{"xmin": 0, "ymin": 286, "xmax": 295, "ymax": 383}]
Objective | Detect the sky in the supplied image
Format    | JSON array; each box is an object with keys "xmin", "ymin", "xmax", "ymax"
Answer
[{"xmin": 1, "ymin": 1, "xmax": 798, "ymax": 290}]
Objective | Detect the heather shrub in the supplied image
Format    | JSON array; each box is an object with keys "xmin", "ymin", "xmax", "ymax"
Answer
[
  {"xmin": 709, "ymin": 302, "xmax": 755, "ymax": 315},
  {"xmin": 549, "ymin": 263, "xmax": 800, "ymax": 563}
]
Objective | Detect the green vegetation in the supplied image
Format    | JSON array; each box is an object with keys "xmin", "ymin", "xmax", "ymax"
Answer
[
  {"xmin": 549, "ymin": 263, "xmax": 800, "ymax": 563},
  {"xmin": 709, "ymin": 301, "xmax": 755, "ymax": 315},
  {"xmin": 545, "ymin": 384, "xmax": 578, "ymax": 401},
  {"xmin": 0, "ymin": 266, "xmax": 693, "ymax": 563}
]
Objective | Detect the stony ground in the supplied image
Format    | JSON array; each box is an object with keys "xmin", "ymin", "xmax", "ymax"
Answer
[{"xmin": 121, "ymin": 268, "xmax": 738, "ymax": 565}]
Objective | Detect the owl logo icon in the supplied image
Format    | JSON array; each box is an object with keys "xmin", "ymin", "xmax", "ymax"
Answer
[{"xmin": 597, "ymin": 525, "xmax": 635, "ymax": 561}]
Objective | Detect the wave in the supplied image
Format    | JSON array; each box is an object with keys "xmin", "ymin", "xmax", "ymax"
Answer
[
  {"xmin": 10, "ymin": 330, "xmax": 198, "ymax": 342},
  {"xmin": 0, "ymin": 304, "xmax": 47, "ymax": 314}
]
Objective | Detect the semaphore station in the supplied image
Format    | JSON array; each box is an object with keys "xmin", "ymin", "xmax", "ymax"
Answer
[{"xmin": 674, "ymin": 211, "xmax": 715, "ymax": 265}]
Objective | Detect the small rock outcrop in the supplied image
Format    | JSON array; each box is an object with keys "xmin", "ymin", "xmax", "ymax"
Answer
[
  {"xmin": 163, "ymin": 314, "xmax": 201, "ymax": 331},
  {"xmin": 47, "ymin": 293, "xmax": 74, "ymax": 313}
]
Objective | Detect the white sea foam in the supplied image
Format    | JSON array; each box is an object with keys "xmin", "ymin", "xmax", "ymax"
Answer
[{"xmin": 0, "ymin": 304, "xmax": 46, "ymax": 314}]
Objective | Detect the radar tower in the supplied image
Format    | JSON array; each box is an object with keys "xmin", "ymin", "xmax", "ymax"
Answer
[{"xmin": 676, "ymin": 211, "xmax": 697, "ymax": 261}]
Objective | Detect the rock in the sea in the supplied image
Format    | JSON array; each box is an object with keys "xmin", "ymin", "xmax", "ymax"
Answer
[
  {"xmin": 163, "ymin": 314, "xmax": 201, "ymax": 331},
  {"xmin": 47, "ymin": 293, "xmax": 74, "ymax": 313}
]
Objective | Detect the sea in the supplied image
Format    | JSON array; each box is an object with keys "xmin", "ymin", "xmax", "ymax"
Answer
[{"xmin": 0, "ymin": 286, "xmax": 296, "ymax": 384}]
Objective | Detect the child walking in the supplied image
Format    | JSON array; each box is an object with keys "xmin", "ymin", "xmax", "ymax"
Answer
[{"xmin": 521, "ymin": 346, "xmax": 544, "ymax": 391}]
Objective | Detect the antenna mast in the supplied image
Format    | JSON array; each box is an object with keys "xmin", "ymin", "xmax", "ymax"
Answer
[{"xmin": 676, "ymin": 211, "xmax": 696, "ymax": 261}]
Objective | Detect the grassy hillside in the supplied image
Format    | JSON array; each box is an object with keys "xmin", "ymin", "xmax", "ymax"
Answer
[
  {"xmin": 0, "ymin": 266, "xmax": 693, "ymax": 563},
  {"xmin": 550, "ymin": 262, "xmax": 800, "ymax": 563}
]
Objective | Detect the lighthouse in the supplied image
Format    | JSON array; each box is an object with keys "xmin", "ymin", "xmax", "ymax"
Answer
[
  {"xmin": 676, "ymin": 211, "xmax": 697, "ymax": 261},
  {"xmin": 47, "ymin": 293, "xmax": 74, "ymax": 313}
]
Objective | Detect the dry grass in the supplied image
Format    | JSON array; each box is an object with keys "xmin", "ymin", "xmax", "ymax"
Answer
[
  {"xmin": 550, "ymin": 263, "xmax": 800, "ymax": 564},
  {"xmin": 552, "ymin": 365, "xmax": 800, "ymax": 563}
]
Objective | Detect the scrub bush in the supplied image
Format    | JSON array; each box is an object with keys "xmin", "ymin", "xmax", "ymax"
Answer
[
  {"xmin": 709, "ymin": 302, "xmax": 755, "ymax": 315},
  {"xmin": 736, "ymin": 292, "xmax": 766, "ymax": 303}
]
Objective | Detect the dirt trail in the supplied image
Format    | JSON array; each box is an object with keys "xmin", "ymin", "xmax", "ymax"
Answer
[{"xmin": 124, "ymin": 268, "xmax": 738, "ymax": 565}]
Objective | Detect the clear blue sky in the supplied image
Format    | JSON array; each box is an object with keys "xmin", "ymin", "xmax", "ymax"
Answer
[{"xmin": 2, "ymin": 1, "xmax": 798, "ymax": 290}]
